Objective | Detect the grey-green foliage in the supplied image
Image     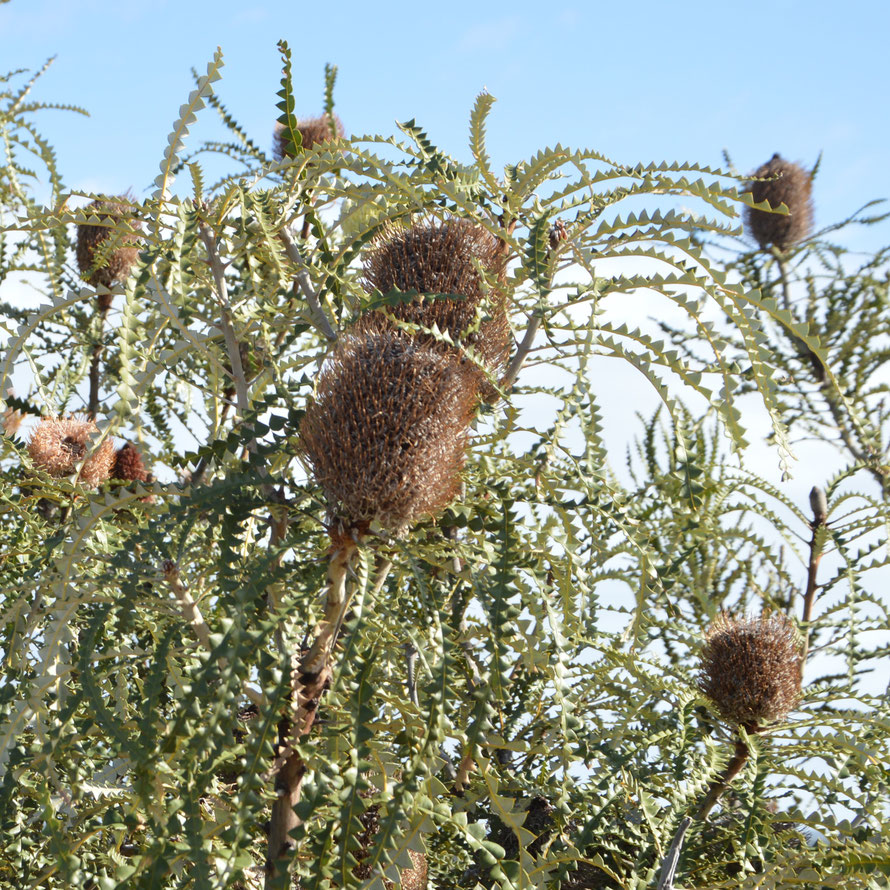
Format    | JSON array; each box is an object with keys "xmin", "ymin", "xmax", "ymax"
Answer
[{"xmin": 1, "ymin": 46, "xmax": 889, "ymax": 890}]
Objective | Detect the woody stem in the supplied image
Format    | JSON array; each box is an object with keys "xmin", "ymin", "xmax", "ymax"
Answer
[
  {"xmin": 800, "ymin": 510, "xmax": 824, "ymax": 669},
  {"xmin": 87, "ymin": 306, "xmax": 107, "ymax": 419},
  {"xmin": 694, "ymin": 736, "xmax": 750, "ymax": 821},
  {"xmin": 656, "ymin": 736, "xmax": 750, "ymax": 890},
  {"xmin": 264, "ymin": 540, "xmax": 357, "ymax": 886}
]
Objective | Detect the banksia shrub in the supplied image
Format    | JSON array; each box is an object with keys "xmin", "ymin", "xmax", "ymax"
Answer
[
  {"xmin": 112, "ymin": 442, "xmax": 150, "ymax": 482},
  {"xmin": 27, "ymin": 416, "xmax": 115, "ymax": 486},
  {"xmin": 363, "ymin": 218, "xmax": 511, "ymax": 374},
  {"xmin": 299, "ymin": 326, "xmax": 479, "ymax": 533},
  {"xmin": 76, "ymin": 198, "xmax": 142, "ymax": 307},
  {"xmin": 272, "ymin": 113, "xmax": 345, "ymax": 160},
  {"xmin": 699, "ymin": 613, "xmax": 803, "ymax": 730},
  {"xmin": 744, "ymin": 154, "xmax": 814, "ymax": 251}
]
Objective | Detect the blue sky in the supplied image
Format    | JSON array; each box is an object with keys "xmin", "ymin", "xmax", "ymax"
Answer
[{"xmin": 2, "ymin": 0, "xmax": 888, "ymax": 251}]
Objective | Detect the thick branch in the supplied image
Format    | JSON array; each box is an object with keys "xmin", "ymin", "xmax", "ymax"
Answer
[
  {"xmin": 264, "ymin": 540, "xmax": 357, "ymax": 885},
  {"xmin": 278, "ymin": 226, "xmax": 336, "ymax": 342},
  {"xmin": 800, "ymin": 486, "xmax": 826, "ymax": 668},
  {"xmin": 501, "ymin": 313, "xmax": 541, "ymax": 390},
  {"xmin": 802, "ymin": 487, "xmax": 826, "ymax": 627},
  {"xmin": 656, "ymin": 817, "xmax": 691, "ymax": 890},
  {"xmin": 656, "ymin": 737, "xmax": 750, "ymax": 889},
  {"xmin": 695, "ymin": 736, "xmax": 750, "ymax": 821},
  {"xmin": 87, "ymin": 304, "xmax": 107, "ymax": 419}
]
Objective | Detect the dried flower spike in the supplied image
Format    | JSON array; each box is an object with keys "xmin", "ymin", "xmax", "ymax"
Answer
[
  {"xmin": 76, "ymin": 197, "xmax": 142, "ymax": 307},
  {"xmin": 744, "ymin": 154, "xmax": 814, "ymax": 251},
  {"xmin": 272, "ymin": 114, "xmax": 345, "ymax": 161},
  {"xmin": 299, "ymin": 326, "xmax": 479, "ymax": 533},
  {"xmin": 27, "ymin": 416, "xmax": 115, "ymax": 486},
  {"xmin": 113, "ymin": 442, "xmax": 150, "ymax": 483},
  {"xmin": 699, "ymin": 613, "xmax": 802, "ymax": 730},
  {"xmin": 363, "ymin": 218, "xmax": 510, "ymax": 374}
]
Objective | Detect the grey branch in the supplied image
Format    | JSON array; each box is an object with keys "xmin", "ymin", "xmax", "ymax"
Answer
[
  {"xmin": 278, "ymin": 226, "xmax": 337, "ymax": 342},
  {"xmin": 502, "ymin": 312, "xmax": 541, "ymax": 390},
  {"xmin": 656, "ymin": 816, "xmax": 691, "ymax": 890}
]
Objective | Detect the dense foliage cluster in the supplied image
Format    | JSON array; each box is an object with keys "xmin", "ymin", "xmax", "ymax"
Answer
[{"xmin": 1, "ymin": 42, "xmax": 889, "ymax": 890}]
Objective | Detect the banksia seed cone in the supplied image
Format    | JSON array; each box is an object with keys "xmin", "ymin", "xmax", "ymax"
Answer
[
  {"xmin": 363, "ymin": 218, "xmax": 511, "ymax": 374},
  {"xmin": 300, "ymin": 326, "xmax": 479, "ymax": 533},
  {"xmin": 744, "ymin": 154, "xmax": 814, "ymax": 251},
  {"xmin": 112, "ymin": 442, "xmax": 150, "ymax": 483},
  {"xmin": 699, "ymin": 613, "xmax": 802, "ymax": 730},
  {"xmin": 76, "ymin": 198, "xmax": 142, "ymax": 306},
  {"xmin": 27, "ymin": 416, "xmax": 115, "ymax": 486},
  {"xmin": 272, "ymin": 114, "xmax": 345, "ymax": 160}
]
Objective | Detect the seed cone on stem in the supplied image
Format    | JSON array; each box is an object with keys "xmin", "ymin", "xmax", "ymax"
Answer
[
  {"xmin": 299, "ymin": 326, "xmax": 479, "ymax": 534},
  {"xmin": 76, "ymin": 197, "xmax": 142, "ymax": 306},
  {"xmin": 363, "ymin": 217, "xmax": 510, "ymax": 375},
  {"xmin": 27, "ymin": 416, "xmax": 115, "ymax": 487},
  {"xmin": 698, "ymin": 613, "xmax": 803, "ymax": 730},
  {"xmin": 273, "ymin": 113, "xmax": 345, "ymax": 160},
  {"xmin": 112, "ymin": 442, "xmax": 150, "ymax": 483},
  {"xmin": 744, "ymin": 154, "xmax": 814, "ymax": 252}
]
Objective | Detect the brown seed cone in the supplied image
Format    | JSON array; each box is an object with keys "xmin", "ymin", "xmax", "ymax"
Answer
[
  {"xmin": 112, "ymin": 442, "xmax": 150, "ymax": 483},
  {"xmin": 299, "ymin": 326, "xmax": 480, "ymax": 533},
  {"xmin": 27, "ymin": 416, "xmax": 115, "ymax": 487},
  {"xmin": 76, "ymin": 198, "xmax": 142, "ymax": 292},
  {"xmin": 699, "ymin": 613, "xmax": 803, "ymax": 730},
  {"xmin": 362, "ymin": 218, "xmax": 511, "ymax": 376},
  {"xmin": 744, "ymin": 154, "xmax": 814, "ymax": 251},
  {"xmin": 273, "ymin": 114, "xmax": 345, "ymax": 160}
]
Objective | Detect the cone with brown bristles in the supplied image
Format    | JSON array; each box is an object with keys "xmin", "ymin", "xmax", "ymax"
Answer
[
  {"xmin": 299, "ymin": 325, "xmax": 480, "ymax": 535},
  {"xmin": 362, "ymin": 217, "xmax": 510, "ymax": 377},
  {"xmin": 27, "ymin": 416, "xmax": 115, "ymax": 487},
  {"xmin": 272, "ymin": 113, "xmax": 345, "ymax": 161},
  {"xmin": 112, "ymin": 442, "xmax": 150, "ymax": 483},
  {"xmin": 76, "ymin": 197, "xmax": 142, "ymax": 309},
  {"xmin": 744, "ymin": 154, "xmax": 814, "ymax": 252},
  {"xmin": 698, "ymin": 612, "xmax": 803, "ymax": 731}
]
